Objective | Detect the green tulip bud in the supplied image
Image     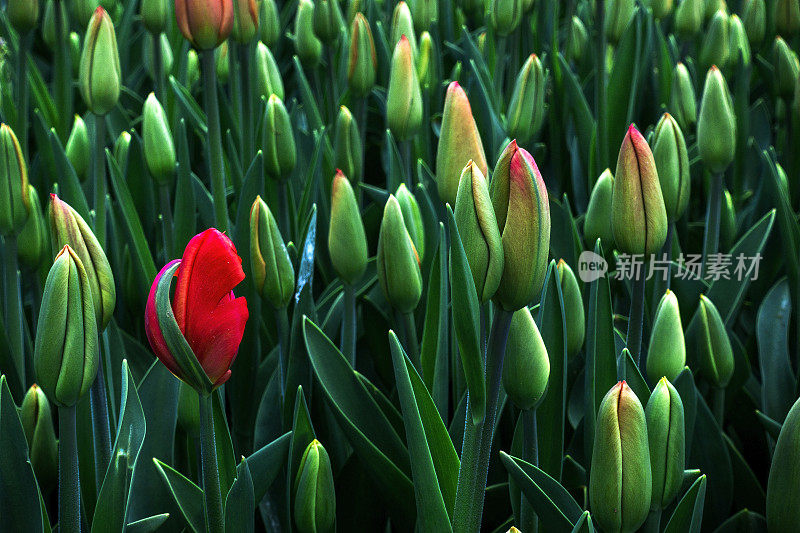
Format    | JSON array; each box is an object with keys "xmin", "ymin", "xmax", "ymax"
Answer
[
  {"xmin": 377, "ymin": 195, "xmax": 423, "ymax": 313},
  {"xmin": 490, "ymin": 0, "xmax": 522, "ymax": 36},
  {"xmin": 295, "ymin": 0, "xmax": 322, "ymax": 67},
  {"xmin": 177, "ymin": 380, "xmax": 200, "ymax": 434},
  {"xmin": 502, "ymin": 306, "xmax": 550, "ymax": 410},
  {"xmin": 20, "ymin": 384, "xmax": 58, "ymax": 491},
  {"xmin": 232, "ymin": 0, "xmax": 259, "ymax": 43},
  {"xmin": 347, "ymin": 13, "xmax": 377, "ymax": 97},
  {"xmin": 395, "ymin": 183, "xmax": 425, "ymax": 261},
  {"xmin": 674, "ymin": 0, "xmax": 703, "ymax": 38},
  {"xmin": 728, "ymin": 14, "xmax": 751, "ymax": 67},
  {"xmin": 646, "ymin": 290, "xmax": 686, "ymax": 383},
  {"xmin": 391, "ymin": 2, "xmax": 417, "ymax": 57},
  {"xmin": 774, "ymin": 37, "xmax": 800, "ymax": 98},
  {"xmin": 700, "ymin": 10, "xmax": 730, "ymax": 71},
  {"xmin": 646, "ymin": 0, "xmax": 673, "ymax": 19},
  {"xmin": 255, "ymin": 41, "xmax": 284, "ymax": 100},
  {"xmin": 294, "ymin": 440, "xmax": 336, "ymax": 533},
  {"xmin": 140, "ymin": 0, "xmax": 168, "ymax": 34},
  {"xmin": 775, "ymin": 0, "xmax": 800, "ymax": 36},
  {"xmin": 687, "ymin": 294, "xmax": 734, "ymax": 388},
  {"xmin": 386, "ymin": 35, "xmax": 423, "ymax": 141},
  {"xmin": 410, "ymin": 0, "xmax": 436, "ymax": 32},
  {"xmin": 652, "ymin": 113, "xmax": 690, "ymax": 221},
  {"xmin": 346, "ymin": 0, "xmax": 361, "ymax": 24},
  {"xmin": 328, "ymin": 170, "xmax": 368, "ymax": 285},
  {"xmin": 590, "ymin": 381, "xmax": 652, "ymax": 533},
  {"xmin": 7, "ymin": 0, "xmax": 40, "ymax": 33},
  {"xmin": 557, "ymin": 260, "xmax": 585, "ymax": 357},
  {"xmin": 313, "ymin": 0, "xmax": 343, "ymax": 44},
  {"xmin": 506, "ymin": 53, "xmax": 546, "ymax": 143},
  {"xmin": 48, "ymin": 194, "xmax": 116, "ymax": 330},
  {"xmin": 250, "ymin": 196, "xmax": 295, "ymax": 308},
  {"xmin": 34, "ymin": 245, "xmax": 99, "ymax": 408},
  {"xmin": 436, "ymin": 81, "xmax": 488, "ymax": 206},
  {"xmin": 606, "ymin": 0, "xmax": 635, "ymax": 45},
  {"xmin": 670, "ymin": 63, "xmax": 697, "ymax": 131},
  {"xmin": 0, "ymin": 123, "xmax": 30, "ymax": 237},
  {"xmin": 646, "ymin": 377, "xmax": 685, "ymax": 510},
  {"xmin": 18, "ymin": 185, "xmax": 48, "ymax": 270},
  {"xmin": 65, "ymin": 115, "xmax": 90, "ymax": 182},
  {"xmin": 416, "ymin": 31, "xmax": 435, "ymax": 89},
  {"xmin": 720, "ymin": 188, "xmax": 736, "ymax": 249},
  {"xmin": 263, "ymin": 94, "xmax": 297, "ymax": 180},
  {"xmin": 79, "ymin": 7, "xmax": 121, "ymax": 115},
  {"xmin": 186, "ymin": 49, "xmax": 200, "ymax": 88},
  {"xmin": 70, "ymin": 31, "xmax": 81, "ymax": 77},
  {"xmin": 767, "ymin": 395, "xmax": 800, "ymax": 531},
  {"xmin": 454, "ymin": 160, "xmax": 504, "ymax": 303},
  {"xmin": 215, "ymin": 40, "xmax": 230, "ymax": 84},
  {"xmin": 476, "ymin": 32, "xmax": 486, "ymax": 55},
  {"xmin": 333, "ymin": 106, "xmax": 362, "ymax": 184},
  {"xmin": 611, "ymin": 124, "xmax": 668, "ymax": 256},
  {"xmin": 259, "ymin": 0, "xmax": 280, "ymax": 48},
  {"xmin": 704, "ymin": 0, "xmax": 725, "ymax": 19},
  {"xmin": 72, "ymin": 0, "xmax": 99, "ymax": 27},
  {"xmin": 42, "ymin": 0, "xmax": 68, "ymax": 49},
  {"xmin": 566, "ymin": 16, "xmax": 588, "ymax": 64},
  {"xmin": 584, "ymin": 169, "xmax": 615, "ymax": 248},
  {"xmin": 490, "ymin": 141, "xmax": 550, "ymax": 311},
  {"xmin": 697, "ymin": 66, "xmax": 736, "ymax": 174},
  {"xmin": 143, "ymin": 92, "xmax": 176, "ymax": 186},
  {"xmin": 144, "ymin": 33, "xmax": 174, "ymax": 81},
  {"xmin": 776, "ymin": 162, "xmax": 790, "ymax": 195},
  {"xmin": 113, "ymin": 130, "xmax": 132, "ymax": 171},
  {"xmin": 742, "ymin": 0, "xmax": 765, "ymax": 47}
]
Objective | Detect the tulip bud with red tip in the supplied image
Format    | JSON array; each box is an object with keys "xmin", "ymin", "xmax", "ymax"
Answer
[
  {"xmin": 347, "ymin": 13, "xmax": 377, "ymax": 97},
  {"xmin": 697, "ymin": 66, "xmax": 736, "ymax": 174},
  {"xmin": 0, "ymin": 123, "xmax": 30, "ymax": 237},
  {"xmin": 175, "ymin": 0, "xmax": 233, "ymax": 50},
  {"xmin": 329, "ymin": 171, "xmax": 368, "ymax": 286},
  {"xmin": 232, "ymin": 0, "xmax": 259, "ymax": 43},
  {"xmin": 386, "ymin": 35, "xmax": 423, "ymax": 141},
  {"xmin": 79, "ymin": 7, "xmax": 121, "ymax": 115}
]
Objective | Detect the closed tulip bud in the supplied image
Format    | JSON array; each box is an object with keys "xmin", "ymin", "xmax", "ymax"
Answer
[
  {"xmin": 436, "ymin": 82, "xmax": 488, "ymax": 205},
  {"xmin": 417, "ymin": 31, "xmax": 435, "ymax": 89},
  {"xmin": 502, "ymin": 307, "xmax": 550, "ymax": 410},
  {"xmin": 79, "ymin": 7, "xmax": 121, "ymax": 115},
  {"xmin": 605, "ymin": 0, "xmax": 635, "ymax": 44},
  {"xmin": 48, "ymin": 194, "xmax": 116, "ymax": 330},
  {"xmin": 728, "ymin": 14, "xmax": 751, "ymax": 67},
  {"xmin": 646, "ymin": 0, "xmax": 673, "ymax": 19},
  {"xmin": 186, "ymin": 49, "xmax": 200, "ymax": 87},
  {"xmin": 774, "ymin": 37, "xmax": 800, "ymax": 98},
  {"xmin": 333, "ymin": 106, "xmax": 362, "ymax": 183},
  {"xmin": 386, "ymin": 35, "xmax": 423, "ymax": 141},
  {"xmin": 329, "ymin": 171, "xmax": 368, "ymax": 285},
  {"xmin": 742, "ymin": 0, "xmax": 765, "ymax": 47},
  {"xmin": 65, "ymin": 115, "xmax": 90, "ymax": 182},
  {"xmin": 720, "ymin": 188, "xmax": 736, "ymax": 249},
  {"xmin": 215, "ymin": 40, "xmax": 230, "ymax": 83},
  {"xmin": 477, "ymin": 32, "xmax": 486, "ymax": 54},
  {"xmin": 175, "ymin": 0, "xmax": 233, "ymax": 50},
  {"xmin": 566, "ymin": 16, "xmax": 588, "ymax": 64},
  {"xmin": 140, "ymin": 0, "xmax": 168, "ymax": 34},
  {"xmin": 113, "ymin": 130, "xmax": 132, "ymax": 170},
  {"xmin": 646, "ymin": 290, "xmax": 685, "ymax": 383},
  {"xmin": 410, "ymin": 0, "xmax": 436, "ymax": 32},
  {"xmin": 670, "ymin": 63, "xmax": 697, "ymax": 131},
  {"xmin": 232, "ymin": 0, "xmax": 258, "ymax": 43},
  {"xmin": 143, "ymin": 93, "xmax": 176, "ymax": 185},
  {"xmin": 7, "ymin": 0, "xmax": 40, "ymax": 33},
  {"xmin": 144, "ymin": 33, "xmax": 174, "ymax": 80},
  {"xmin": 42, "ymin": 0, "xmax": 68, "ymax": 49},
  {"xmin": 294, "ymin": 440, "xmax": 336, "ymax": 533},
  {"xmin": 767, "ymin": 396, "xmax": 800, "ymax": 531},
  {"xmin": 69, "ymin": 32, "xmax": 81, "ymax": 77},
  {"xmin": 700, "ymin": 10, "xmax": 730, "ymax": 71},
  {"xmin": 262, "ymin": 94, "xmax": 296, "ymax": 180},
  {"xmin": 72, "ymin": 0, "xmax": 99, "ymax": 27},
  {"xmin": 687, "ymin": 294, "xmax": 734, "ymax": 388},
  {"xmin": 490, "ymin": 0, "xmax": 522, "ymax": 36},
  {"xmin": 558, "ymin": 260, "xmax": 585, "ymax": 357},
  {"xmin": 18, "ymin": 185, "xmax": 48, "ymax": 270},
  {"xmin": 313, "ymin": 0, "xmax": 343, "ymax": 44},
  {"xmin": 377, "ymin": 195, "xmax": 422, "ymax": 313},
  {"xmin": 611, "ymin": 125, "xmax": 668, "ymax": 256},
  {"xmin": 391, "ymin": 2, "xmax": 417, "ymax": 57},
  {"xmin": 590, "ymin": 381, "xmax": 652, "ymax": 533},
  {"xmin": 255, "ymin": 42, "xmax": 284, "ymax": 100},
  {"xmin": 260, "ymin": 0, "xmax": 280, "ymax": 47},
  {"xmin": 34, "ymin": 245, "xmax": 99, "ymax": 407},
  {"xmin": 697, "ymin": 66, "xmax": 736, "ymax": 174},
  {"xmin": 775, "ymin": 0, "xmax": 800, "ymax": 36},
  {"xmin": 0, "ymin": 123, "xmax": 30, "ymax": 237},
  {"xmin": 454, "ymin": 161, "xmax": 504, "ymax": 303},
  {"xmin": 490, "ymin": 141, "xmax": 550, "ymax": 311},
  {"xmin": 584, "ymin": 169, "xmax": 615, "ymax": 247},
  {"xmin": 674, "ymin": 0, "xmax": 703, "ymax": 38},
  {"xmin": 652, "ymin": 113, "xmax": 690, "ymax": 221},
  {"xmin": 250, "ymin": 196, "xmax": 295, "ymax": 309},
  {"xmin": 395, "ymin": 183, "xmax": 425, "ymax": 260},
  {"xmin": 347, "ymin": 13, "xmax": 376, "ymax": 97},
  {"xmin": 506, "ymin": 54, "xmax": 546, "ymax": 143},
  {"xmin": 20, "ymin": 384, "xmax": 58, "ymax": 491},
  {"xmin": 295, "ymin": 0, "xmax": 322, "ymax": 67},
  {"xmin": 646, "ymin": 378, "xmax": 685, "ymax": 510}
]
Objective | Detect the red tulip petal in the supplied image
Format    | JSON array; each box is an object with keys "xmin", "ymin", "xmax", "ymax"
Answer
[
  {"xmin": 145, "ymin": 259, "xmax": 183, "ymax": 379},
  {"xmin": 190, "ymin": 295, "xmax": 248, "ymax": 384}
]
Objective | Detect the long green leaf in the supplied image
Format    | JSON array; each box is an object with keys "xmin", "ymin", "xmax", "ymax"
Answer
[
  {"xmin": 153, "ymin": 459, "xmax": 204, "ymax": 533},
  {"xmin": 756, "ymin": 278, "xmax": 795, "ymax": 423},
  {"xmin": 225, "ymin": 458, "xmax": 254, "ymax": 533},
  {"xmin": 664, "ymin": 475, "xmax": 707, "ymax": 533}
]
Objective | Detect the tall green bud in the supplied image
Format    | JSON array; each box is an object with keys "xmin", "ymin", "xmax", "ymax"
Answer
[
  {"xmin": 294, "ymin": 440, "xmax": 336, "ymax": 533},
  {"xmin": 558, "ymin": 260, "xmax": 585, "ymax": 357},
  {"xmin": 255, "ymin": 41, "xmax": 284, "ymax": 100},
  {"xmin": 140, "ymin": 0, "xmax": 168, "ymax": 34},
  {"xmin": 80, "ymin": 7, "xmax": 121, "ymax": 115},
  {"xmin": 20, "ymin": 384, "xmax": 58, "ymax": 491},
  {"xmin": 376, "ymin": 195, "xmax": 422, "ymax": 313},
  {"xmin": 328, "ymin": 170, "xmax": 368, "ymax": 285},
  {"xmin": 295, "ymin": 0, "xmax": 322, "ymax": 67},
  {"xmin": 395, "ymin": 183, "xmax": 425, "ymax": 261},
  {"xmin": 416, "ymin": 31, "xmax": 435, "ymax": 89},
  {"xmin": 566, "ymin": 16, "xmax": 588, "ymax": 64},
  {"xmin": 728, "ymin": 14, "xmax": 752, "ymax": 67},
  {"xmin": 232, "ymin": 0, "xmax": 259, "ymax": 43},
  {"xmin": 646, "ymin": 290, "xmax": 686, "ymax": 383},
  {"xmin": 250, "ymin": 196, "xmax": 295, "ymax": 308},
  {"xmin": 143, "ymin": 92, "xmax": 176, "ymax": 185},
  {"xmin": 646, "ymin": 378, "xmax": 685, "ymax": 510},
  {"xmin": 313, "ymin": 0, "xmax": 343, "ymax": 45},
  {"xmin": 259, "ymin": 0, "xmax": 280, "ymax": 48},
  {"xmin": 674, "ymin": 0, "xmax": 703, "ymax": 38},
  {"xmin": 215, "ymin": 40, "xmax": 230, "ymax": 84},
  {"xmin": 490, "ymin": 0, "xmax": 522, "ymax": 36},
  {"xmin": 17, "ymin": 185, "xmax": 48, "ymax": 270},
  {"xmin": 605, "ymin": 0, "xmax": 635, "ymax": 45},
  {"xmin": 646, "ymin": 0, "xmax": 673, "ymax": 19},
  {"xmin": 143, "ymin": 33, "xmax": 174, "ymax": 80},
  {"xmin": 767, "ymin": 396, "xmax": 800, "ymax": 531},
  {"xmin": 386, "ymin": 35, "xmax": 423, "ymax": 141},
  {"xmin": 742, "ymin": 0, "xmax": 765, "ymax": 47},
  {"xmin": 700, "ymin": 9, "xmax": 730, "ymax": 71},
  {"xmin": 0, "ymin": 123, "xmax": 30, "ymax": 237},
  {"xmin": 263, "ymin": 94, "xmax": 297, "ymax": 180},
  {"xmin": 506, "ymin": 53, "xmax": 546, "ymax": 143},
  {"xmin": 502, "ymin": 307, "xmax": 550, "ymax": 410},
  {"xmin": 721, "ymin": 188, "xmax": 736, "ymax": 249},
  {"xmin": 390, "ymin": 2, "xmax": 417, "ymax": 57},
  {"xmin": 7, "ymin": 0, "xmax": 40, "ymax": 33},
  {"xmin": 333, "ymin": 106, "xmax": 362, "ymax": 184},
  {"xmin": 774, "ymin": 37, "xmax": 800, "ymax": 99},
  {"xmin": 584, "ymin": 169, "xmax": 615, "ymax": 248},
  {"xmin": 687, "ymin": 294, "xmax": 734, "ymax": 388},
  {"xmin": 670, "ymin": 63, "xmax": 697, "ymax": 131},
  {"xmin": 347, "ymin": 13, "xmax": 377, "ymax": 97},
  {"xmin": 775, "ymin": 0, "xmax": 800, "ymax": 36},
  {"xmin": 410, "ymin": 0, "xmax": 437, "ymax": 32},
  {"xmin": 697, "ymin": 66, "xmax": 736, "ymax": 174},
  {"xmin": 42, "ymin": 0, "xmax": 68, "ymax": 49},
  {"xmin": 652, "ymin": 113, "xmax": 690, "ymax": 221}
]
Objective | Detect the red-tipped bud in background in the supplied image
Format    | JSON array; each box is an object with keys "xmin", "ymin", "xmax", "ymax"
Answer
[
  {"xmin": 79, "ymin": 7, "xmax": 121, "ymax": 115},
  {"xmin": 175, "ymin": 0, "xmax": 233, "ymax": 50}
]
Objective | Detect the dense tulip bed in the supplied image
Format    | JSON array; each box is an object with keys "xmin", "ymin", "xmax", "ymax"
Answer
[{"xmin": 1, "ymin": 0, "xmax": 800, "ymax": 531}]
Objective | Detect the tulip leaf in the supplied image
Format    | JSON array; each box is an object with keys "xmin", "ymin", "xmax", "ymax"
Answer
[
  {"xmin": 571, "ymin": 511, "xmax": 595, "ymax": 533},
  {"xmin": 388, "ymin": 331, "xmax": 452, "ymax": 529},
  {"xmin": 153, "ymin": 458, "xmax": 204, "ymax": 533},
  {"xmin": 213, "ymin": 390, "xmax": 237, "ymax": 498},
  {"xmin": 756, "ymin": 278, "xmax": 795, "ymax": 423},
  {"xmin": 27, "ymin": 56, "xmax": 59, "ymax": 133},
  {"xmin": 446, "ymin": 206, "xmax": 485, "ymax": 425},
  {"xmin": 125, "ymin": 513, "xmax": 170, "ymax": 533},
  {"xmin": 225, "ymin": 458, "xmax": 254, "ymax": 533},
  {"xmin": 713, "ymin": 509, "xmax": 767, "ymax": 532},
  {"xmin": 723, "ymin": 434, "xmax": 765, "ymax": 514},
  {"xmin": 420, "ymin": 224, "xmax": 450, "ymax": 418},
  {"xmin": 288, "ymin": 386, "xmax": 316, "ymax": 509},
  {"xmin": 48, "ymin": 127, "xmax": 91, "ymax": 221},
  {"xmin": 247, "ymin": 431, "xmax": 292, "ymax": 503},
  {"xmin": 689, "ymin": 396, "xmax": 732, "ymax": 528},
  {"xmin": 755, "ymin": 410, "xmax": 782, "ymax": 441},
  {"xmin": 169, "ymin": 75, "xmax": 208, "ymax": 137},
  {"xmin": 618, "ymin": 347, "xmax": 650, "ymax": 405},
  {"xmin": 292, "ymin": 56, "xmax": 323, "ymax": 133},
  {"xmin": 504, "ymin": 450, "xmax": 583, "ymax": 522},
  {"xmin": 664, "ymin": 474, "xmax": 707, "ymax": 533},
  {"xmin": 174, "ymin": 119, "xmax": 197, "ymax": 254},
  {"xmin": 673, "ymin": 368, "xmax": 697, "ymax": 451},
  {"xmin": 558, "ymin": 53, "xmax": 595, "ymax": 177}
]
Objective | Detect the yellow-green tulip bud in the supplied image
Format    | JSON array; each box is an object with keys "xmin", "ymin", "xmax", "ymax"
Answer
[
  {"xmin": 646, "ymin": 0, "xmax": 673, "ymax": 19},
  {"xmin": 20, "ymin": 384, "xmax": 58, "ymax": 491},
  {"xmin": 255, "ymin": 41, "xmax": 284, "ymax": 100},
  {"xmin": 294, "ymin": 440, "xmax": 336, "ymax": 533},
  {"xmin": 416, "ymin": 31, "xmax": 435, "ymax": 89},
  {"xmin": 0, "ymin": 123, "xmax": 30, "ymax": 237},
  {"xmin": 175, "ymin": 0, "xmax": 234, "ymax": 50},
  {"xmin": 606, "ymin": 0, "xmax": 635, "ymax": 45},
  {"xmin": 454, "ymin": 161, "xmax": 504, "ymax": 303},
  {"xmin": 376, "ymin": 195, "xmax": 422, "ymax": 313},
  {"xmin": 436, "ymin": 81, "xmax": 488, "ymax": 206},
  {"xmin": 232, "ymin": 0, "xmax": 259, "ymax": 43},
  {"xmin": 79, "ymin": 7, "xmax": 121, "ymax": 115},
  {"xmin": 313, "ymin": 0, "xmax": 343, "ymax": 44},
  {"xmin": 697, "ymin": 66, "xmax": 736, "ymax": 174},
  {"xmin": 675, "ymin": 0, "xmax": 703, "ymax": 38},
  {"xmin": 69, "ymin": 32, "xmax": 81, "ymax": 77},
  {"xmin": 295, "ymin": 0, "xmax": 322, "ymax": 67},
  {"xmin": 143, "ymin": 92, "xmax": 176, "ymax": 186},
  {"xmin": 775, "ymin": 0, "xmax": 800, "ymax": 36},
  {"xmin": 72, "ymin": 0, "xmax": 99, "ymax": 27},
  {"xmin": 670, "ymin": 63, "xmax": 697, "ymax": 131},
  {"xmin": 566, "ymin": 16, "xmax": 588, "ymax": 64},
  {"xmin": 410, "ymin": 0, "xmax": 436, "ymax": 32},
  {"xmin": 720, "ymin": 188, "xmax": 736, "ymax": 249},
  {"xmin": 65, "ymin": 115, "xmax": 90, "ymax": 182},
  {"xmin": 250, "ymin": 196, "xmax": 295, "ymax": 308},
  {"xmin": 391, "ymin": 2, "xmax": 417, "ymax": 57},
  {"xmin": 144, "ymin": 34, "xmax": 174, "ymax": 80},
  {"xmin": 34, "ymin": 245, "xmax": 99, "ymax": 408},
  {"xmin": 386, "ymin": 35, "xmax": 423, "ymax": 141},
  {"xmin": 646, "ymin": 378, "xmax": 685, "ymax": 510},
  {"xmin": 329, "ymin": 170, "xmax": 367, "ymax": 285},
  {"xmin": 140, "ymin": 0, "xmax": 168, "ymax": 34},
  {"xmin": 704, "ymin": 0, "xmax": 725, "ymax": 19},
  {"xmin": 558, "ymin": 260, "xmax": 585, "ymax": 357},
  {"xmin": 611, "ymin": 125, "xmax": 668, "ymax": 256},
  {"xmin": 113, "ymin": 130, "xmax": 132, "ymax": 170},
  {"xmin": 767, "ymin": 396, "xmax": 800, "ymax": 531},
  {"xmin": 506, "ymin": 53, "xmax": 546, "ymax": 143},
  {"xmin": 584, "ymin": 169, "xmax": 615, "ymax": 248},
  {"xmin": 259, "ymin": 0, "xmax": 280, "ymax": 47},
  {"xmin": 490, "ymin": 141, "xmax": 551, "ymax": 311},
  {"xmin": 186, "ymin": 49, "xmax": 200, "ymax": 88},
  {"xmin": 490, "ymin": 0, "xmax": 522, "ymax": 37},
  {"xmin": 263, "ymin": 94, "xmax": 297, "ymax": 180},
  {"xmin": 700, "ymin": 10, "xmax": 731, "ymax": 72},
  {"xmin": 395, "ymin": 183, "xmax": 425, "ymax": 261},
  {"xmin": 18, "ymin": 185, "xmax": 48, "ymax": 270},
  {"xmin": 502, "ymin": 307, "xmax": 550, "ymax": 410},
  {"xmin": 347, "ymin": 13, "xmax": 377, "ymax": 97},
  {"xmin": 774, "ymin": 37, "xmax": 800, "ymax": 98},
  {"xmin": 42, "ymin": 0, "xmax": 68, "ymax": 49},
  {"xmin": 652, "ymin": 113, "xmax": 690, "ymax": 221},
  {"xmin": 728, "ymin": 14, "xmax": 751, "ymax": 67},
  {"xmin": 590, "ymin": 381, "xmax": 652, "ymax": 533},
  {"xmin": 333, "ymin": 106, "xmax": 362, "ymax": 184},
  {"xmin": 215, "ymin": 40, "xmax": 230, "ymax": 83},
  {"xmin": 7, "ymin": 0, "xmax": 40, "ymax": 33},
  {"xmin": 742, "ymin": 0, "xmax": 765, "ymax": 47},
  {"xmin": 687, "ymin": 294, "xmax": 734, "ymax": 388},
  {"xmin": 646, "ymin": 290, "xmax": 686, "ymax": 383}
]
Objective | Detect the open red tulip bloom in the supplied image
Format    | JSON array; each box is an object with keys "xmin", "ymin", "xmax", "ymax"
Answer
[{"xmin": 145, "ymin": 229, "xmax": 248, "ymax": 388}]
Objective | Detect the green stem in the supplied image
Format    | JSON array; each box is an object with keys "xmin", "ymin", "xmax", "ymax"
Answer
[
  {"xmin": 401, "ymin": 140, "xmax": 413, "ymax": 188},
  {"xmin": 714, "ymin": 387, "xmax": 725, "ymax": 428},
  {"xmin": 58, "ymin": 404, "xmax": 80, "ymax": 533},
  {"xmin": 53, "ymin": 0, "xmax": 72, "ymax": 140},
  {"xmin": 201, "ymin": 50, "xmax": 230, "ymax": 234},
  {"xmin": 701, "ymin": 172, "xmax": 724, "ymax": 278},
  {"xmin": 152, "ymin": 33, "xmax": 165, "ymax": 103},
  {"xmin": 355, "ymin": 97, "xmax": 368, "ymax": 206},
  {"xmin": 16, "ymin": 32, "xmax": 31, "ymax": 160},
  {"xmin": 520, "ymin": 408, "xmax": 538, "ymax": 533},
  {"xmin": 628, "ymin": 273, "xmax": 646, "ymax": 371},
  {"xmin": 453, "ymin": 393, "xmax": 482, "ymax": 533},
  {"xmin": 664, "ymin": 223, "xmax": 674, "ymax": 291},
  {"xmin": 89, "ymin": 356, "xmax": 112, "ymax": 489},
  {"xmin": 3, "ymin": 236, "xmax": 24, "ymax": 390},
  {"xmin": 93, "ymin": 114, "xmax": 107, "ymax": 247},
  {"xmin": 198, "ymin": 393, "xmax": 224, "ymax": 533},
  {"xmin": 493, "ymin": 35, "xmax": 507, "ymax": 105},
  {"xmin": 277, "ymin": 180, "xmax": 291, "ymax": 241},
  {"xmin": 402, "ymin": 311, "xmax": 420, "ymax": 369},
  {"xmin": 159, "ymin": 184, "xmax": 175, "ymax": 258},
  {"xmin": 326, "ymin": 45, "xmax": 338, "ymax": 123},
  {"xmin": 341, "ymin": 284, "xmax": 357, "ymax": 367},
  {"xmin": 595, "ymin": 0, "xmax": 607, "ymax": 171},
  {"xmin": 276, "ymin": 306, "xmax": 289, "ymax": 401},
  {"xmin": 239, "ymin": 42, "xmax": 255, "ymax": 166}
]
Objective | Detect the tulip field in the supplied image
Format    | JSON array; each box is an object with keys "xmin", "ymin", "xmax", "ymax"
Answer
[{"xmin": 3, "ymin": 0, "xmax": 800, "ymax": 531}]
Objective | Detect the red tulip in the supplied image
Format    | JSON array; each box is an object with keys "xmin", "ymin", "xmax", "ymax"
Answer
[
  {"xmin": 175, "ymin": 0, "xmax": 233, "ymax": 50},
  {"xmin": 145, "ymin": 228, "xmax": 248, "ymax": 389}
]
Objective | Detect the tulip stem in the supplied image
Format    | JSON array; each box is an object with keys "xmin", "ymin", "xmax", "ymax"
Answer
[
  {"xmin": 713, "ymin": 387, "xmax": 725, "ymax": 428},
  {"xmin": 16, "ymin": 32, "xmax": 31, "ymax": 160},
  {"xmin": 3, "ymin": 235, "xmax": 24, "ymax": 391},
  {"xmin": 89, "ymin": 357, "xmax": 112, "ymax": 488},
  {"xmin": 595, "ymin": 0, "xmax": 607, "ymax": 169},
  {"xmin": 493, "ymin": 35, "xmax": 507, "ymax": 105},
  {"xmin": 400, "ymin": 311, "xmax": 420, "ymax": 369},
  {"xmin": 453, "ymin": 393, "xmax": 481, "ymax": 533},
  {"xmin": 401, "ymin": 140, "xmax": 413, "ymax": 188},
  {"xmin": 201, "ymin": 50, "xmax": 230, "ymax": 234},
  {"xmin": 152, "ymin": 33, "xmax": 165, "ymax": 103},
  {"xmin": 159, "ymin": 184, "xmax": 175, "ymax": 258},
  {"xmin": 53, "ymin": 0, "xmax": 72, "ymax": 140},
  {"xmin": 58, "ymin": 404, "xmax": 80, "ymax": 533},
  {"xmin": 628, "ymin": 273, "xmax": 646, "ymax": 371},
  {"xmin": 701, "ymin": 172, "xmax": 724, "ymax": 278},
  {"xmin": 519, "ymin": 408, "xmax": 538, "ymax": 533},
  {"xmin": 276, "ymin": 306, "xmax": 289, "ymax": 401},
  {"xmin": 277, "ymin": 180, "xmax": 291, "ymax": 241},
  {"xmin": 341, "ymin": 284, "xmax": 357, "ymax": 367},
  {"xmin": 198, "ymin": 393, "xmax": 224, "ymax": 533},
  {"xmin": 238, "ymin": 42, "xmax": 255, "ymax": 166},
  {"xmin": 93, "ymin": 114, "xmax": 107, "ymax": 247}
]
